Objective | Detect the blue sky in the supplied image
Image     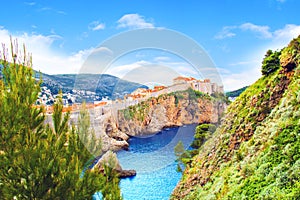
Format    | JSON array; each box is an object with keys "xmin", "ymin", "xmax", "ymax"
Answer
[{"xmin": 1, "ymin": 0, "xmax": 300, "ymax": 90}]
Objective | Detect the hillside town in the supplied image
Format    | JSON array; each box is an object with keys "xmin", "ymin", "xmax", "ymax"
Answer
[{"xmin": 38, "ymin": 76, "xmax": 223, "ymax": 114}]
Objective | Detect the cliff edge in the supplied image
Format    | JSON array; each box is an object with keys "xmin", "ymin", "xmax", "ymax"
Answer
[{"xmin": 117, "ymin": 89, "xmax": 227, "ymax": 136}]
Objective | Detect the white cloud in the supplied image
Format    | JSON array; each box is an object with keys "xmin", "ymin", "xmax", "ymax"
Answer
[
  {"xmin": 158, "ymin": 61, "xmax": 199, "ymax": 77},
  {"xmin": 107, "ymin": 61, "xmax": 186, "ymax": 86},
  {"xmin": 106, "ymin": 60, "xmax": 150, "ymax": 77},
  {"xmin": 254, "ymin": 24, "xmax": 300, "ymax": 52},
  {"xmin": 219, "ymin": 24, "xmax": 300, "ymax": 91},
  {"xmin": 0, "ymin": 27, "xmax": 93, "ymax": 74},
  {"xmin": 176, "ymin": 65, "xmax": 199, "ymax": 76},
  {"xmin": 88, "ymin": 21, "xmax": 105, "ymax": 31},
  {"xmin": 117, "ymin": 14, "xmax": 154, "ymax": 29},
  {"xmin": 239, "ymin": 23, "xmax": 272, "ymax": 38},
  {"xmin": 216, "ymin": 23, "xmax": 300, "ymax": 42},
  {"xmin": 57, "ymin": 10, "xmax": 67, "ymax": 15},
  {"xmin": 272, "ymin": 24, "xmax": 300, "ymax": 46},
  {"xmin": 229, "ymin": 60, "xmax": 260, "ymax": 66},
  {"xmin": 153, "ymin": 56, "xmax": 171, "ymax": 62},
  {"xmin": 216, "ymin": 23, "xmax": 272, "ymax": 39},
  {"xmin": 121, "ymin": 64, "xmax": 180, "ymax": 87},
  {"xmin": 93, "ymin": 47, "xmax": 113, "ymax": 55},
  {"xmin": 214, "ymin": 26, "xmax": 236, "ymax": 39},
  {"xmin": 24, "ymin": 2, "xmax": 36, "ymax": 6},
  {"xmin": 37, "ymin": 6, "xmax": 66, "ymax": 15},
  {"xmin": 220, "ymin": 64, "xmax": 261, "ymax": 91},
  {"xmin": 106, "ymin": 58, "xmax": 202, "ymax": 86}
]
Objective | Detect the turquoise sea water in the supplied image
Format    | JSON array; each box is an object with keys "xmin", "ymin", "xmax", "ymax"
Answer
[{"xmin": 94, "ymin": 124, "xmax": 196, "ymax": 200}]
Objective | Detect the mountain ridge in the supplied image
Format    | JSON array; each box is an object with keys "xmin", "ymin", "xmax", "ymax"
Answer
[
  {"xmin": 0, "ymin": 65, "xmax": 148, "ymax": 101},
  {"xmin": 226, "ymin": 86, "xmax": 248, "ymax": 98}
]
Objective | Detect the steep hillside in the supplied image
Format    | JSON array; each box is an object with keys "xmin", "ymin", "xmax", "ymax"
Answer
[{"xmin": 172, "ymin": 36, "xmax": 300, "ymax": 199}]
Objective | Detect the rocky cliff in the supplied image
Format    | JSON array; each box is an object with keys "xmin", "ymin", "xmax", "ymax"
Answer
[
  {"xmin": 172, "ymin": 36, "xmax": 300, "ymax": 199},
  {"xmin": 83, "ymin": 89, "xmax": 226, "ymax": 151},
  {"xmin": 116, "ymin": 89, "xmax": 226, "ymax": 136}
]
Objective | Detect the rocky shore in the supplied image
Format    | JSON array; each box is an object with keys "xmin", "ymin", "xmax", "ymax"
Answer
[{"xmin": 92, "ymin": 151, "xmax": 136, "ymax": 178}]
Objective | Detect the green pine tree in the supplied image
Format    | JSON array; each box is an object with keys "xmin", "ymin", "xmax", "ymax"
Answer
[{"xmin": 0, "ymin": 38, "xmax": 121, "ymax": 199}]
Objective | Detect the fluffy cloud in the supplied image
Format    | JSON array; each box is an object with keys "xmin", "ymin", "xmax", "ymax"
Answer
[
  {"xmin": 153, "ymin": 56, "xmax": 170, "ymax": 62},
  {"xmin": 24, "ymin": 2, "xmax": 36, "ymax": 6},
  {"xmin": 215, "ymin": 23, "xmax": 272, "ymax": 39},
  {"xmin": 214, "ymin": 26, "xmax": 236, "ymax": 39},
  {"xmin": 215, "ymin": 23, "xmax": 300, "ymax": 41},
  {"xmin": 107, "ymin": 60, "xmax": 184, "ymax": 86},
  {"xmin": 106, "ymin": 60, "xmax": 150, "ymax": 77},
  {"xmin": 105, "ymin": 58, "xmax": 202, "ymax": 87},
  {"xmin": 271, "ymin": 24, "xmax": 300, "ymax": 48},
  {"xmin": 0, "ymin": 27, "xmax": 93, "ymax": 74},
  {"xmin": 219, "ymin": 63, "xmax": 261, "ymax": 91},
  {"xmin": 88, "ymin": 21, "xmax": 105, "ymax": 31},
  {"xmin": 216, "ymin": 23, "xmax": 300, "ymax": 91},
  {"xmin": 239, "ymin": 23, "xmax": 272, "ymax": 38},
  {"xmin": 117, "ymin": 14, "xmax": 154, "ymax": 29}
]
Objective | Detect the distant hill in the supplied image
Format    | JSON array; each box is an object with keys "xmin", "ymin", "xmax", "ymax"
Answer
[
  {"xmin": 226, "ymin": 86, "xmax": 248, "ymax": 97},
  {"xmin": 0, "ymin": 65, "xmax": 148, "ymax": 101},
  {"xmin": 35, "ymin": 72, "xmax": 148, "ymax": 100}
]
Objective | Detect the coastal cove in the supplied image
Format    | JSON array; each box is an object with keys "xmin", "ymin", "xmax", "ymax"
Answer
[{"xmin": 94, "ymin": 124, "xmax": 197, "ymax": 200}]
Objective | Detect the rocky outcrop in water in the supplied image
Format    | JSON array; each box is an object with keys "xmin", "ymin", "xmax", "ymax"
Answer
[{"xmin": 93, "ymin": 151, "xmax": 136, "ymax": 178}]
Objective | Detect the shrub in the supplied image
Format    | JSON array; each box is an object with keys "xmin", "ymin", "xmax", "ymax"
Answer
[{"xmin": 261, "ymin": 50, "xmax": 281, "ymax": 76}]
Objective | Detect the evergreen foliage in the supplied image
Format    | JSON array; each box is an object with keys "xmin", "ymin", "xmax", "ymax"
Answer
[
  {"xmin": 0, "ymin": 39, "xmax": 121, "ymax": 199},
  {"xmin": 191, "ymin": 124, "xmax": 216, "ymax": 149},
  {"xmin": 174, "ymin": 123, "xmax": 217, "ymax": 172},
  {"xmin": 174, "ymin": 141, "xmax": 186, "ymax": 172},
  {"xmin": 261, "ymin": 49, "xmax": 281, "ymax": 75}
]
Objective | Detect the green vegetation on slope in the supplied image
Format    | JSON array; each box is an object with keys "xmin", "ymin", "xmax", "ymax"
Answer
[
  {"xmin": 261, "ymin": 49, "xmax": 281, "ymax": 75},
  {"xmin": 174, "ymin": 123, "xmax": 217, "ymax": 172},
  {"xmin": 172, "ymin": 36, "xmax": 300, "ymax": 199},
  {"xmin": 191, "ymin": 124, "xmax": 216, "ymax": 150}
]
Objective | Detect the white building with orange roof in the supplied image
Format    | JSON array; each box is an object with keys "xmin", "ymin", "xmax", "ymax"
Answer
[
  {"xmin": 173, "ymin": 76, "xmax": 196, "ymax": 85},
  {"xmin": 173, "ymin": 76, "xmax": 223, "ymax": 95}
]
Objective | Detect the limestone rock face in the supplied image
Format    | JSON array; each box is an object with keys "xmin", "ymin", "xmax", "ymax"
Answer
[
  {"xmin": 90, "ymin": 112, "xmax": 129, "ymax": 152},
  {"xmin": 68, "ymin": 90, "xmax": 226, "ymax": 151},
  {"xmin": 117, "ymin": 92, "xmax": 226, "ymax": 136},
  {"xmin": 94, "ymin": 150, "xmax": 122, "ymax": 171}
]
